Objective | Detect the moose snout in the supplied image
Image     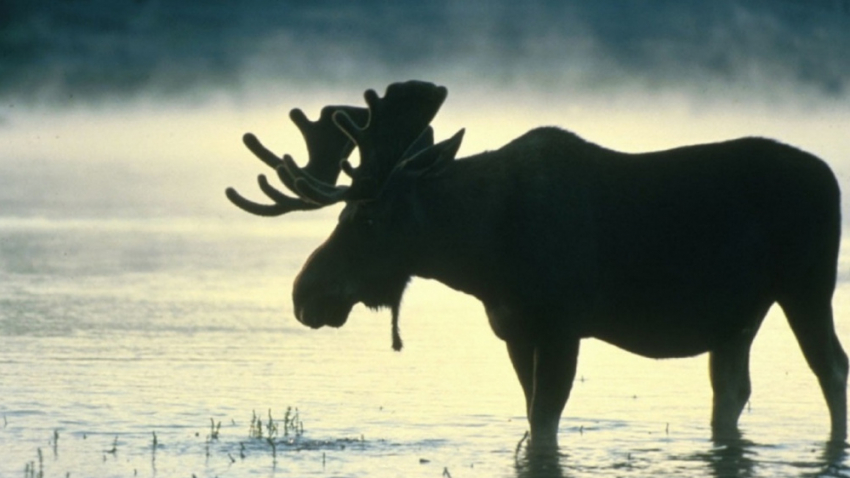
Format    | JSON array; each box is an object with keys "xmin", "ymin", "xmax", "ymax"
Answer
[
  {"xmin": 292, "ymin": 295, "xmax": 316, "ymax": 328},
  {"xmin": 292, "ymin": 266, "xmax": 355, "ymax": 329},
  {"xmin": 292, "ymin": 288, "xmax": 355, "ymax": 329}
]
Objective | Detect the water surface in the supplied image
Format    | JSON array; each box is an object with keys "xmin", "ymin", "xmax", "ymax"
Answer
[{"xmin": 1, "ymin": 214, "xmax": 849, "ymax": 477}]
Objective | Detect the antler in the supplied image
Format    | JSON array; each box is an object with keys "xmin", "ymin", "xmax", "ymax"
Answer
[
  {"xmin": 296, "ymin": 81, "xmax": 448, "ymax": 203},
  {"xmin": 225, "ymin": 105, "xmax": 369, "ymax": 216}
]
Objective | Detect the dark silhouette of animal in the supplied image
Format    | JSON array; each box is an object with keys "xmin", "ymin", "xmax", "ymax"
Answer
[{"xmin": 227, "ymin": 81, "xmax": 848, "ymax": 448}]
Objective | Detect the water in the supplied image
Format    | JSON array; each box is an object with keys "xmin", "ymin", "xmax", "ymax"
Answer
[
  {"xmin": 1, "ymin": 212, "xmax": 849, "ymax": 478},
  {"xmin": 2, "ymin": 93, "xmax": 850, "ymax": 476}
]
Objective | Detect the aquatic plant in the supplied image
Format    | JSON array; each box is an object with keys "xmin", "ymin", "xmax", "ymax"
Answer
[
  {"xmin": 249, "ymin": 408, "xmax": 304, "ymax": 440},
  {"xmin": 23, "ymin": 459, "xmax": 40, "ymax": 478},
  {"xmin": 267, "ymin": 436, "xmax": 277, "ymax": 466},
  {"xmin": 106, "ymin": 436, "xmax": 118, "ymax": 455},
  {"xmin": 249, "ymin": 410, "xmax": 263, "ymax": 439},
  {"xmin": 266, "ymin": 409, "xmax": 278, "ymax": 439},
  {"xmin": 282, "ymin": 407, "xmax": 304, "ymax": 438},
  {"xmin": 209, "ymin": 418, "xmax": 221, "ymax": 440},
  {"xmin": 16, "ymin": 409, "xmax": 313, "ymax": 477},
  {"xmin": 30, "ymin": 448, "xmax": 43, "ymax": 478}
]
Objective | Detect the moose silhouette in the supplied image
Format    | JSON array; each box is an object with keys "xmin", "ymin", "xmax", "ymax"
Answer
[{"xmin": 227, "ymin": 81, "xmax": 847, "ymax": 449}]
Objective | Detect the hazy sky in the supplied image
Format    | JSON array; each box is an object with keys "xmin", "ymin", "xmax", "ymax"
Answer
[{"xmin": 2, "ymin": 0, "xmax": 849, "ymax": 107}]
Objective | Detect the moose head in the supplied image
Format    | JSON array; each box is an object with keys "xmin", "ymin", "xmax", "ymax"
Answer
[{"xmin": 227, "ymin": 81, "xmax": 462, "ymax": 350}]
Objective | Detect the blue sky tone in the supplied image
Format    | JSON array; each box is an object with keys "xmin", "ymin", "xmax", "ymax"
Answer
[{"xmin": 2, "ymin": 0, "xmax": 849, "ymax": 106}]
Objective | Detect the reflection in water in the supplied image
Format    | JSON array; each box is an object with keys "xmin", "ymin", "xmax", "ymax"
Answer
[
  {"xmin": 515, "ymin": 445, "xmax": 567, "ymax": 478},
  {"xmin": 811, "ymin": 440, "xmax": 849, "ymax": 477},
  {"xmin": 512, "ymin": 433, "xmax": 850, "ymax": 478},
  {"xmin": 703, "ymin": 434, "xmax": 758, "ymax": 478},
  {"xmin": 694, "ymin": 435, "xmax": 850, "ymax": 478}
]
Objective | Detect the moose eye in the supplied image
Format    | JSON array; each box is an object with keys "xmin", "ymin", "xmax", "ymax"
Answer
[{"xmin": 348, "ymin": 208, "xmax": 376, "ymax": 228}]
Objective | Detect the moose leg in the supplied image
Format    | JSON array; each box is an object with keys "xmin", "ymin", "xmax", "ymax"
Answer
[
  {"xmin": 527, "ymin": 337, "xmax": 580, "ymax": 449},
  {"xmin": 709, "ymin": 331, "xmax": 756, "ymax": 438},
  {"xmin": 507, "ymin": 340, "xmax": 535, "ymax": 417},
  {"xmin": 781, "ymin": 298, "xmax": 849, "ymax": 441}
]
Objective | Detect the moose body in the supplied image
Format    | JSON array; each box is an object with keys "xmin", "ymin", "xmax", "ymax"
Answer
[
  {"xmin": 228, "ymin": 81, "xmax": 848, "ymax": 448},
  {"xmin": 422, "ymin": 129, "xmax": 838, "ymax": 356}
]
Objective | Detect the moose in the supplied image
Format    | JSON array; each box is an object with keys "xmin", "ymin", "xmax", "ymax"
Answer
[{"xmin": 227, "ymin": 81, "xmax": 848, "ymax": 448}]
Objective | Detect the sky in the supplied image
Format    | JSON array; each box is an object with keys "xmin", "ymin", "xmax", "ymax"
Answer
[
  {"xmin": 1, "ymin": 0, "xmax": 849, "ymax": 219},
  {"xmin": 2, "ymin": 0, "xmax": 849, "ymax": 106}
]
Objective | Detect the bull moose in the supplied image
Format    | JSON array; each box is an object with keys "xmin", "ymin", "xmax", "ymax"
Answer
[{"xmin": 226, "ymin": 80, "xmax": 848, "ymax": 448}]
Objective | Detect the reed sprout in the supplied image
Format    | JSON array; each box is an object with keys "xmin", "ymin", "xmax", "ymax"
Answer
[
  {"xmin": 249, "ymin": 408, "xmax": 303, "ymax": 440},
  {"xmin": 266, "ymin": 409, "xmax": 278, "ymax": 439},
  {"xmin": 151, "ymin": 431, "xmax": 158, "ymax": 470},
  {"xmin": 282, "ymin": 407, "xmax": 303, "ymax": 437},
  {"xmin": 19, "ymin": 408, "xmax": 309, "ymax": 476},
  {"xmin": 26, "ymin": 448, "xmax": 43, "ymax": 478},
  {"xmin": 267, "ymin": 437, "xmax": 277, "ymax": 467},
  {"xmin": 106, "ymin": 437, "xmax": 118, "ymax": 455},
  {"xmin": 52, "ymin": 429, "xmax": 59, "ymax": 457},
  {"xmin": 209, "ymin": 419, "xmax": 221, "ymax": 440},
  {"xmin": 249, "ymin": 410, "xmax": 263, "ymax": 439}
]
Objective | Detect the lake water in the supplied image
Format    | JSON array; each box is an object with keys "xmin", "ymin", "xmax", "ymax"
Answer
[
  {"xmin": 1, "ymin": 210, "xmax": 849, "ymax": 478},
  {"xmin": 1, "ymin": 94, "xmax": 850, "ymax": 477}
]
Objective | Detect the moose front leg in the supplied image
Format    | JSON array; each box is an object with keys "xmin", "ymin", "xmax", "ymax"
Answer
[
  {"xmin": 508, "ymin": 337, "xmax": 580, "ymax": 449},
  {"xmin": 507, "ymin": 341, "xmax": 535, "ymax": 416}
]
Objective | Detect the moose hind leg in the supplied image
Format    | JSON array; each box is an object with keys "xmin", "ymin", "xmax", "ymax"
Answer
[
  {"xmin": 781, "ymin": 298, "xmax": 849, "ymax": 441},
  {"xmin": 709, "ymin": 331, "xmax": 757, "ymax": 439}
]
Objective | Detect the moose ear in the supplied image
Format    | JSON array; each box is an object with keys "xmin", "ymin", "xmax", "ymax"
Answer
[{"xmin": 401, "ymin": 128, "xmax": 465, "ymax": 177}]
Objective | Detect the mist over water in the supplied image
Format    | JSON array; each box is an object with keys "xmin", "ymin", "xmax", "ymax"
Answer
[
  {"xmin": 3, "ymin": 0, "xmax": 850, "ymax": 105},
  {"xmin": 2, "ymin": 2, "xmax": 850, "ymax": 476}
]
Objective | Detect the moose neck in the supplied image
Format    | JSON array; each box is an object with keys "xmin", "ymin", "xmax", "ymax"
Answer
[{"xmin": 409, "ymin": 157, "xmax": 515, "ymax": 305}]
